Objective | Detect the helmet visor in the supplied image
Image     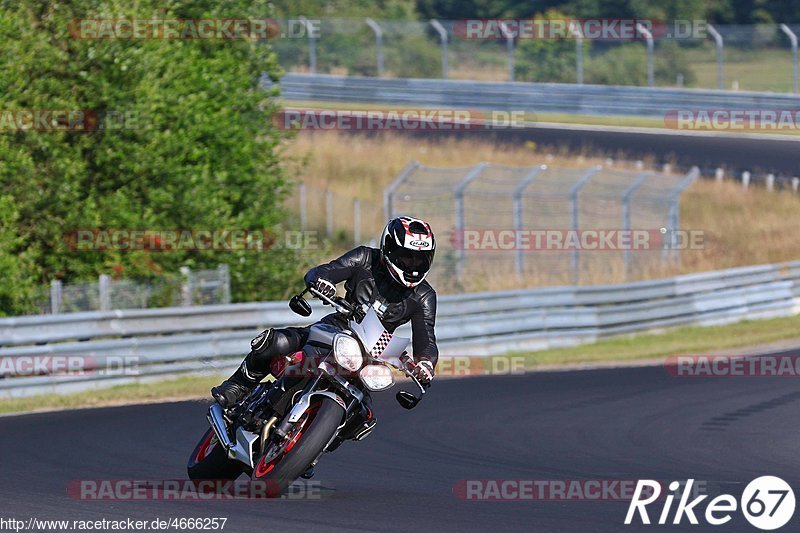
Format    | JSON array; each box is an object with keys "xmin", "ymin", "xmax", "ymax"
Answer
[{"xmin": 386, "ymin": 242, "xmax": 433, "ymax": 274}]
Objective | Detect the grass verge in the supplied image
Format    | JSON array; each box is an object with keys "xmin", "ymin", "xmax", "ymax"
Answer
[
  {"xmin": 0, "ymin": 374, "xmax": 225, "ymax": 416},
  {"xmin": 282, "ymin": 99, "xmax": 800, "ymax": 136},
  {"xmin": 3, "ymin": 314, "xmax": 800, "ymax": 415},
  {"xmin": 517, "ymin": 313, "xmax": 800, "ymax": 368}
]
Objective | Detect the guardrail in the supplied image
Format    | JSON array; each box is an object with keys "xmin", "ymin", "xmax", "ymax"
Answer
[
  {"xmin": 276, "ymin": 73, "xmax": 800, "ymax": 118},
  {"xmin": 2, "ymin": 260, "xmax": 799, "ymax": 397}
]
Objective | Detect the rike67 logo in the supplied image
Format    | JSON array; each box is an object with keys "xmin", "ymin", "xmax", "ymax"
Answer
[{"xmin": 625, "ymin": 477, "xmax": 795, "ymax": 530}]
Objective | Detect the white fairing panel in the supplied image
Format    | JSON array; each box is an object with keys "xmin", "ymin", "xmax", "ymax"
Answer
[{"xmin": 349, "ymin": 308, "xmax": 409, "ymax": 359}]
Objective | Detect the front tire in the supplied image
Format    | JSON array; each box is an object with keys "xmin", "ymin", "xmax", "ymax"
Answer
[
  {"xmin": 252, "ymin": 397, "xmax": 342, "ymax": 495},
  {"xmin": 187, "ymin": 427, "xmax": 244, "ymax": 481}
]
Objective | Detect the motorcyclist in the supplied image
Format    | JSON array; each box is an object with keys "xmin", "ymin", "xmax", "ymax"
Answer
[{"xmin": 211, "ymin": 216, "xmax": 439, "ymax": 445}]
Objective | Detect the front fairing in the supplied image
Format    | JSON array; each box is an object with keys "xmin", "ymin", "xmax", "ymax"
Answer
[{"xmin": 349, "ymin": 307, "xmax": 409, "ymax": 358}]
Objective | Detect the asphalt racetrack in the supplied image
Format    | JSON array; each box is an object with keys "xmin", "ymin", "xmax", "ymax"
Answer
[
  {"xmin": 358, "ymin": 123, "xmax": 800, "ymax": 177},
  {"xmin": 2, "ymin": 361, "xmax": 799, "ymax": 532}
]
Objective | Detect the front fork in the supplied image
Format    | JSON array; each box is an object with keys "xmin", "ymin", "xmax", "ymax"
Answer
[
  {"xmin": 272, "ymin": 362, "xmax": 362, "ymax": 439},
  {"xmin": 258, "ymin": 360, "xmax": 365, "ymax": 464}
]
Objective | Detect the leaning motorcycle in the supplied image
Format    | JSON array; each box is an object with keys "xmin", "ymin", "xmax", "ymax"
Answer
[{"xmin": 186, "ymin": 286, "xmax": 428, "ymax": 495}]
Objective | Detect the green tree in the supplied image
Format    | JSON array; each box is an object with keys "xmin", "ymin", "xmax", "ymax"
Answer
[{"xmin": 0, "ymin": 0, "xmax": 308, "ymax": 313}]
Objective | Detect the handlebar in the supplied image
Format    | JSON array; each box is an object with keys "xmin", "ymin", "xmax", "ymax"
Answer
[
  {"xmin": 295, "ymin": 286, "xmax": 428, "ymax": 398},
  {"xmin": 306, "ymin": 286, "xmax": 356, "ymax": 316},
  {"xmin": 390, "ymin": 352, "xmax": 430, "ymax": 396}
]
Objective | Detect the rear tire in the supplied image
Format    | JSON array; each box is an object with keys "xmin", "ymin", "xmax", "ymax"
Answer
[
  {"xmin": 187, "ymin": 427, "xmax": 244, "ymax": 481},
  {"xmin": 252, "ymin": 397, "xmax": 342, "ymax": 495}
]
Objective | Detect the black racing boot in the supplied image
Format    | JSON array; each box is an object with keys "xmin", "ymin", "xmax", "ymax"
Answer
[{"xmin": 211, "ymin": 359, "xmax": 267, "ymax": 408}]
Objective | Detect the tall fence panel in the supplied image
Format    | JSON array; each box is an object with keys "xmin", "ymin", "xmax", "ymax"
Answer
[
  {"xmin": 274, "ymin": 19, "xmax": 800, "ymax": 93},
  {"xmin": 33, "ymin": 266, "xmax": 231, "ymax": 315},
  {"xmin": 386, "ymin": 161, "xmax": 698, "ymax": 289}
]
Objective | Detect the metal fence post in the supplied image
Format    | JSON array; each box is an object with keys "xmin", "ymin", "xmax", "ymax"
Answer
[
  {"xmin": 569, "ymin": 22, "xmax": 584, "ymax": 84},
  {"xmin": 513, "ymin": 165, "xmax": 547, "ymax": 275},
  {"xmin": 621, "ymin": 172, "xmax": 654, "ymax": 277},
  {"xmin": 780, "ymin": 24, "xmax": 799, "ymax": 94},
  {"xmin": 666, "ymin": 167, "xmax": 700, "ymax": 263},
  {"xmin": 499, "ymin": 22, "xmax": 515, "ymax": 81},
  {"xmin": 707, "ymin": 24, "xmax": 724, "ymax": 90},
  {"xmin": 353, "ymin": 198, "xmax": 362, "ymax": 245},
  {"xmin": 179, "ymin": 266, "xmax": 193, "ymax": 307},
  {"xmin": 570, "ymin": 166, "xmax": 601, "ymax": 284},
  {"xmin": 298, "ymin": 182, "xmax": 307, "ymax": 231},
  {"xmin": 50, "ymin": 279, "xmax": 62, "ymax": 314},
  {"xmin": 383, "ymin": 160, "xmax": 420, "ymax": 221},
  {"xmin": 636, "ymin": 23, "xmax": 654, "ymax": 87},
  {"xmin": 325, "ymin": 190, "xmax": 334, "ymax": 236},
  {"xmin": 299, "ymin": 16, "xmax": 317, "ymax": 73},
  {"xmin": 98, "ymin": 274, "xmax": 111, "ymax": 311},
  {"xmin": 365, "ymin": 18, "xmax": 384, "ymax": 76},
  {"xmin": 218, "ymin": 264, "xmax": 231, "ymax": 305},
  {"xmin": 454, "ymin": 163, "xmax": 488, "ymax": 277},
  {"xmin": 430, "ymin": 20, "xmax": 448, "ymax": 79}
]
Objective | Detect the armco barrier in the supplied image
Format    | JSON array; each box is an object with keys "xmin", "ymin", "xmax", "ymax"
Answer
[
  {"xmin": 275, "ymin": 73, "xmax": 800, "ymax": 118},
  {"xmin": 1, "ymin": 261, "xmax": 799, "ymax": 397}
]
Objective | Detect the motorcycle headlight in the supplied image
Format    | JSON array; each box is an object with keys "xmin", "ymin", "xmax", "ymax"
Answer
[
  {"xmin": 333, "ymin": 334, "xmax": 364, "ymax": 372},
  {"xmin": 358, "ymin": 364, "xmax": 395, "ymax": 391}
]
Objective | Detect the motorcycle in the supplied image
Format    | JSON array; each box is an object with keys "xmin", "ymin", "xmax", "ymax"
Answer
[{"xmin": 187, "ymin": 286, "xmax": 428, "ymax": 495}]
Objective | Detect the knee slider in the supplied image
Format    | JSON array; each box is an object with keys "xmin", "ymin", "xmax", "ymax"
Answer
[
  {"xmin": 250, "ymin": 328, "xmax": 275, "ymax": 356},
  {"xmin": 250, "ymin": 328, "xmax": 299, "ymax": 358}
]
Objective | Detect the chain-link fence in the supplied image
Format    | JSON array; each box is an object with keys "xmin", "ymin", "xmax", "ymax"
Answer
[
  {"xmin": 385, "ymin": 161, "xmax": 698, "ymax": 291},
  {"xmin": 283, "ymin": 182, "xmax": 384, "ymax": 248},
  {"xmin": 274, "ymin": 18, "xmax": 800, "ymax": 93},
  {"xmin": 34, "ymin": 265, "xmax": 231, "ymax": 314}
]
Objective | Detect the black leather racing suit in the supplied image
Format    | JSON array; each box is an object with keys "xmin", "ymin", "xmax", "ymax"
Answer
[
  {"xmin": 245, "ymin": 245, "xmax": 439, "ymax": 374},
  {"xmin": 304, "ymin": 245, "xmax": 439, "ymax": 365},
  {"xmin": 239, "ymin": 246, "xmax": 438, "ymax": 439}
]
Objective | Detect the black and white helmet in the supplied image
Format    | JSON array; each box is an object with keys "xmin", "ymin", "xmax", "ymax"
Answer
[{"xmin": 380, "ymin": 216, "xmax": 436, "ymax": 288}]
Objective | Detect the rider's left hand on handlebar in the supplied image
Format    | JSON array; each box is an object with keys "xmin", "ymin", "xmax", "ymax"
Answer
[
  {"xmin": 311, "ymin": 278, "xmax": 336, "ymax": 299},
  {"xmin": 411, "ymin": 360, "xmax": 434, "ymax": 385}
]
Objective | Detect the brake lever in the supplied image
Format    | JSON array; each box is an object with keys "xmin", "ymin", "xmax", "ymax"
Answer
[{"xmin": 308, "ymin": 287, "xmax": 353, "ymax": 316}]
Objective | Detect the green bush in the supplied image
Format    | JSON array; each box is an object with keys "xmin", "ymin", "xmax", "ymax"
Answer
[
  {"xmin": 584, "ymin": 42, "xmax": 696, "ymax": 87},
  {"xmin": 515, "ymin": 39, "xmax": 579, "ymax": 83},
  {"xmin": 0, "ymin": 0, "xmax": 314, "ymax": 314}
]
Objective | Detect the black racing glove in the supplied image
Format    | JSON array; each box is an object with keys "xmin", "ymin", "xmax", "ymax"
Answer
[
  {"xmin": 311, "ymin": 278, "xmax": 336, "ymax": 299},
  {"xmin": 411, "ymin": 360, "xmax": 434, "ymax": 386}
]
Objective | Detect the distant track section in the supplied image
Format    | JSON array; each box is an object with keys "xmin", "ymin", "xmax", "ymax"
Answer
[{"xmin": 275, "ymin": 73, "xmax": 800, "ymax": 177}]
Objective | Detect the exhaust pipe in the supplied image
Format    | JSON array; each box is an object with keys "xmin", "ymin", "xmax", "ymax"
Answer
[{"xmin": 207, "ymin": 403, "xmax": 233, "ymax": 451}]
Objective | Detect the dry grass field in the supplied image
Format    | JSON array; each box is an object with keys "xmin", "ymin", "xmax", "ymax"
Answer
[{"xmin": 282, "ymin": 131, "xmax": 800, "ymax": 291}]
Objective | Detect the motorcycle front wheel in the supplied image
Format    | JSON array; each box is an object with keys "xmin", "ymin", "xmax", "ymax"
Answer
[{"xmin": 251, "ymin": 396, "xmax": 342, "ymax": 495}]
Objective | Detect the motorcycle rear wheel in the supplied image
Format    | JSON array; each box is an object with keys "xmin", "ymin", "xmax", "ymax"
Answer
[{"xmin": 187, "ymin": 427, "xmax": 245, "ymax": 481}]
